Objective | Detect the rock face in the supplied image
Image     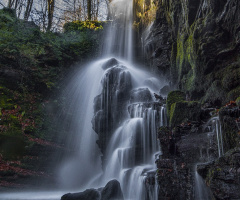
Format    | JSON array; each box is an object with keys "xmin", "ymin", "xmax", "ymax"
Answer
[
  {"xmin": 198, "ymin": 148, "xmax": 240, "ymax": 200},
  {"xmin": 61, "ymin": 180, "xmax": 124, "ymax": 200},
  {"xmin": 144, "ymin": 0, "xmax": 240, "ymax": 105},
  {"xmin": 92, "ymin": 61, "xmax": 132, "ymax": 156},
  {"xmin": 154, "ymin": 94, "xmax": 240, "ymax": 199}
]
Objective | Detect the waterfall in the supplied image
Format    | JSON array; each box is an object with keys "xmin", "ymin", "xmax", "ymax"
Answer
[
  {"xmin": 0, "ymin": 0, "xmax": 167, "ymax": 199},
  {"xmin": 103, "ymin": 0, "xmax": 133, "ymax": 61},
  {"xmin": 56, "ymin": 0, "xmax": 168, "ymax": 198},
  {"xmin": 57, "ymin": 0, "xmax": 169, "ymax": 198}
]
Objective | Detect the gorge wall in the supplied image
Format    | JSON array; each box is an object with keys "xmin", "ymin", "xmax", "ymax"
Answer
[
  {"xmin": 141, "ymin": 0, "xmax": 240, "ymax": 199},
  {"xmin": 144, "ymin": 0, "xmax": 240, "ymax": 106}
]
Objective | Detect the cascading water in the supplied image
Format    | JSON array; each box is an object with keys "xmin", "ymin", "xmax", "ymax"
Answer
[
  {"xmin": 103, "ymin": 0, "xmax": 133, "ymax": 61},
  {"xmin": 57, "ymin": 0, "xmax": 167, "ymax": 198}
]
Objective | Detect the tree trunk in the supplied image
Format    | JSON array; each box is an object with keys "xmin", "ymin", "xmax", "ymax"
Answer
[
  {"xmin": 47, "ymin": 0, "xmax": 55, "ymax": 31},
  {"xmin": 87, "ymin": 0, "xmax": 91, "ymax": 20},
  {"xmin": 24, "ymin": 0, "xmax": 33, "ymax": 21},
  {"xmin": 7, "ymin": 0, "xmax": 14, "ymax": 8}
]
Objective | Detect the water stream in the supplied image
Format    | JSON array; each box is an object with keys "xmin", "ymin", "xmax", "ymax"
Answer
[{"xmin": 194, "ymin": 115, "xmax": 224, "ymax": 200}]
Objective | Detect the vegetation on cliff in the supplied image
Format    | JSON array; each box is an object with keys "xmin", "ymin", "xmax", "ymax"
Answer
[{"xmin": 0, "ymin": 7, "xmax": 104, "ymax": 187}]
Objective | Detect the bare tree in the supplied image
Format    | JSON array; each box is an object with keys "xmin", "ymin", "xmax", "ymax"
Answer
[
  {"xmin": 24, "ymin": 0, "xmax": 33, "ymax": 20},
  {"xmin": 7, "ymin": 0, "xmax": 14, "ymax": 8},
  {"xmin": 47, "ymin": 0, "xmax": 55, "ymax": 31},
  {"xmin": 87, "ymin": 0, "xmax": 91, "ymax": 20}
]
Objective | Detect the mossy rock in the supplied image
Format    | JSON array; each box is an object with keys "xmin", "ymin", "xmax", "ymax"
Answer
[
  {"xmin": 169, "ymin": 101, "xmax": 201, "ymax": 127},
  {"xmin": 219, "ymin": 107, "xmax": 240, "ymax": 151},
  {"xmin": 166, "ymin": 90, "xmax": 185, "ymax": 116},
  {"xmin": 236, "ymin": 97, "xmax": 240, "ymax": 106}
]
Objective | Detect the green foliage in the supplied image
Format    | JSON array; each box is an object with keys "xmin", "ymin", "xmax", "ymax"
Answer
[
  {"xmin": 0, "ymin": 8, "xmax": 103, "ymax": 158},
  {"xmin": 64, "ymin": 20, "xmax": 105, "ymax": 32},
  {"xmin": 166, "ymin": 90, "xmax": 185, "ymax": 116},
  {"xmin": 133, "ymin": 0, "xmax": 157, "ymax": 29},
  {"xmin": 0, "ymin": 8, "xmax": 102, "ymax": 69}
]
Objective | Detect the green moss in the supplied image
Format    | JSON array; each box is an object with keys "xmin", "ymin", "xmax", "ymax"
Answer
[
  {"xmin": 166, "ymin": 90, "xmax": 185, "ymax": 116},
  {"xmin": 169, "ymin": 101, "xmax": 201, "ymax": 127}
]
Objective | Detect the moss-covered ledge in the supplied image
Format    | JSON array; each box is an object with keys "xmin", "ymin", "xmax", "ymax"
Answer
[{"xmin": 169, "ymin": 101, "xmax": 201, "ymax": 127}]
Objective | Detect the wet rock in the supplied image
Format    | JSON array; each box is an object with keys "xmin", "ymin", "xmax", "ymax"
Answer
[
  {"xmin": 101, "ymin": 58, "xmax": 119, "ymax": 70},
  {"xmin": 92, "ymin": 64, "xmax": 132, "ymax": 156},
  {"xmin": 159, "ymin": 85, "xmax": 171, "ymax": 96},
  {"xmin": 130, "ymin": 88, "xmax": 153, "ymax": 103},
  {"xmin": 101, "ymin": 179, "xmax": 124, "ymax": 200},
  {"xmin": 143, "ymin": 0, "xmax": 240, "ymax": 105},
  {"xmin": 219, "ymin": 106, "xmax": 240, "ymax": 152},
  {"xmin": 61, "ymin": 189, "xmax": 100, "ymax": 200},
  {"xmin": 61, "ymin": 180, "xmax": 124, "ymax": 200},
  {"xmin": 169, "ymin": 101, "xmax": 201, "ymax": 127},
  {"xmin": 166, "ymin": 90, "xmax": 185, "ymax": 116},
  {"xmin": 156, "ymin": 158, "xmax": 192, "ymax": 200},
  {"xmin": 200, "ymin": 148, "xmax": 240, "ymax": 200}
]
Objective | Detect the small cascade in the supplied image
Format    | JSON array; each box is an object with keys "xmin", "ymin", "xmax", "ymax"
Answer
[
  {"xmin": 141, "ymin": 22, "xmax": 154, "ymax": 61},
  {"xmin": 194, "ymin": 166, "xmax": 213, "ymax": 200},
  {"xmin": 194, "ymin": 115, "xmax": 224, "ymax": 199},
  {"xmin": 204, "ymin": 116, "xmax": 224, "ymax": 158}
]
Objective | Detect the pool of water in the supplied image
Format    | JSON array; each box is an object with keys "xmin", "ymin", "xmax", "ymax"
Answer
[{"xmin": 0, "ymin": 191, "xmax": 67, "ymax": 200}]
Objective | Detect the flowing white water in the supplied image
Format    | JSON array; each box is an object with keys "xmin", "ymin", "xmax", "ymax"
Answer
[
  {"xmin": 194, "ymin": 115, "xmax": 224, "ymax": 200},
  {"xmin": 204, "ymin": 116, "xmax": 224, "ymax": 158},
  {"xmin": 194, "ymin": 166, "xmax": 212, "ymax": 200},
  {"xmin": 103, "ymin": 0, "xmax": 133, "ymax": 61}
]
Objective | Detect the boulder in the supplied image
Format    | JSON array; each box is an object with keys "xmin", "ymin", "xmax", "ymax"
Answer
[
  {"xmin": 130, "ymin": 88, "xmax": 153, "ymax": 103},
  {"xmin": 101, "ymin": 58, "xmax": 118, "ymax": 70},
  {"xmin": 101, "ymin": 179, "xmax": 124, "ymax": 200},
  {"xmin": 61, "ymin": 189, "xmax": 100, "ymax": 200},
  {"xmin": 61, "ymin": 180, "xmax": 124, "ymax": 200}
]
